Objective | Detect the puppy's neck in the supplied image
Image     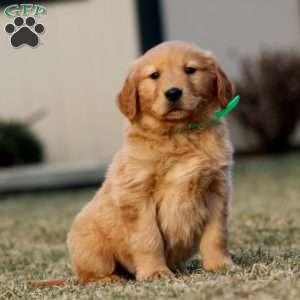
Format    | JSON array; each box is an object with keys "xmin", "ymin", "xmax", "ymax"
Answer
[{"xmin": 131, "ymin": 112, "xmax": 217, "ymax": 136}]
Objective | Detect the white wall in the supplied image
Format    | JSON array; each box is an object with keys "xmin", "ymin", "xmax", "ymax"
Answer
[
  {"xmin": 162, "ymin": 0, "xmax": 300, "ymax": 149},
  {"xmin": 0, "ymin": 0, "xmax": 138, "ymax": 163}
]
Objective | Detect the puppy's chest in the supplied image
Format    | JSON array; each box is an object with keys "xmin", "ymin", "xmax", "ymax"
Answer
[
  {"xmin": 154, "ymin": 150, "xmax": 217, "ymax": 202},
  {"xmin": 153, "ymin": 153, "xmax": 214, "ymax": 250}
]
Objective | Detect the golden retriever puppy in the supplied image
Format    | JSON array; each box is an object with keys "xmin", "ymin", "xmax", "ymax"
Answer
[{"xmin": 67, "ymin": 41, "xmax": 234, "ymax": 283}]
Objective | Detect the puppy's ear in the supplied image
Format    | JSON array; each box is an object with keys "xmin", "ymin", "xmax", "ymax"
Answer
[
  {"xmin": 214, "ymin": 66, "xmax": 234, "ymax": 109},
  {"xmin": 117, "ymin": 70, "xmax": 139, "ymax": 121}
]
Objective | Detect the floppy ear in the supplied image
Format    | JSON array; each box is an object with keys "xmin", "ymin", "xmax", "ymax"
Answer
[
  {"xmin": 214, "ymin": 66, "xmax": 234, "ymax": 109},
  {"xmin": 117, "ymin": 71, "xmax": 139, "ymax": 121}
]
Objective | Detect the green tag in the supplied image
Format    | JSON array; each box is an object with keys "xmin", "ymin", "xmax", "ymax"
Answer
[{"xmin": 213, "ymin": 95, "xmax": 240, "ymax": 119}]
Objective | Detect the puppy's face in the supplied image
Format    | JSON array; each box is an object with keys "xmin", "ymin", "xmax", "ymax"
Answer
[{"xmin": 118, "ymin": 41, "xmax": 233, "ymax": 123}]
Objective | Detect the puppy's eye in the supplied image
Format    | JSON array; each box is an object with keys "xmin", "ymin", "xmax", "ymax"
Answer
[
  {"xmin": 150, "ymin": 71, "xmax": 160, "ymax": 80},
  {"xmin": 184, "ymin": 67, "xmax": 197, "ymax": 75}
]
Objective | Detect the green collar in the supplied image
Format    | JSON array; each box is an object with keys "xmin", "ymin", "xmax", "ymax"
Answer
[{"xmin": 186, "ymin": 95, "xmax": 240, "ymax": 131}]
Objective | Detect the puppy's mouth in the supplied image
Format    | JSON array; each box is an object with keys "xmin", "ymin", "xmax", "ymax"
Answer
[{"xmin": 164, "ymin": 108, "xmax": 190, "ymax": 120}]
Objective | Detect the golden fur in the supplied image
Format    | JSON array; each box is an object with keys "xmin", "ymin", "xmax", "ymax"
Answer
[{"xmin": 67, "ymin": 41, "xmax": 235, "ymax": 283}]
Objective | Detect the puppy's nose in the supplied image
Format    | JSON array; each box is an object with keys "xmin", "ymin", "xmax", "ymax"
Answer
[{"xmin": 165, "ymin": 87, "xmax": 182, "ymax": 102}]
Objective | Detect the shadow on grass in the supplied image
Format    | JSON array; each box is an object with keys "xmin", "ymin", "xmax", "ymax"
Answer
[{"xmin": 232, "ymin": 248, "xmax": 274, "ymax": 267}]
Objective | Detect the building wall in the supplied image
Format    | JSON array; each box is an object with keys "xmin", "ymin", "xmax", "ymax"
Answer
[
  {"xmin": 162, "ymin": 0, "xmax": 300, "ymax": 149},
  {"xmin": 162, "ymin": 0, "xmax": 300, "ymax": 77},
  {"xmin": 0, "ymin": 0, "xmax": 138, "ymax": 164}
]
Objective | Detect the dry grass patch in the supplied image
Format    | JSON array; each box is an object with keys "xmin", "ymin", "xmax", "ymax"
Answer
[{"xmin": 1, "ymin": 154, "xmax": 300, "ymax": 299}]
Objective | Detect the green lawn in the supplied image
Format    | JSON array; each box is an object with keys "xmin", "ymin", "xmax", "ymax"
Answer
[{"xmin": 1, "ymin": 154, "xmax": 300, "ymax": 300}]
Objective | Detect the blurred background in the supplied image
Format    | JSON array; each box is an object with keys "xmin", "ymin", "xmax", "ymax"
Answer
[{"xmin": 0, "ymin": 0, "xmax": 299, "ymax": 191}]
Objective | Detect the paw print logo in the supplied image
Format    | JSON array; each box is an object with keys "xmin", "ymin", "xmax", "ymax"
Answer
[{"xmin": 5, "ymin": 16, "xmax": 45, "ymax": 48}]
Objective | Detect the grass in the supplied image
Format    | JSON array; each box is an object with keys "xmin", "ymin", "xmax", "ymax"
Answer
[{"xmin": 1, "ymin": 154, "xmax": 300, "ymax": 299}]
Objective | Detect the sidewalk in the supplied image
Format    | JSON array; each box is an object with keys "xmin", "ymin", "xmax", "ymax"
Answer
[{"xmin": 0, "ymin": 162, "xmax": 105, "ymax": 194}]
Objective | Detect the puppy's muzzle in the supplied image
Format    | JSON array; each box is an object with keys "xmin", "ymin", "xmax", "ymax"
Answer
[{"xmin": 165, "ymin": 87, "xmax": 182, "ymax": 103}]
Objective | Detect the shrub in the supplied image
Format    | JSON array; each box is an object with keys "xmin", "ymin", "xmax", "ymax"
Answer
[
  {"xmin": 235, "ymin": 50, "xmax": 300, "ymax": 152},
  {"xmin": 0, "ymin": 120, "xmax": 44, "ymax": 167}
]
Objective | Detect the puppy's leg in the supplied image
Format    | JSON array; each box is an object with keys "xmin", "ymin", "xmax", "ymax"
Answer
[
  {"xmin": 200, "ymin": 171, "xmax": 233, "ymax": 272},
  {"xmin": 122, "ymin": 201, "xmax": 173, "ymax": 280},
  {"xmin": 67, "ymin": 218, "xmax": 118, "ymax": 283},
  {"xmin": 28, "ymin": 235, "xmax": 119, "ymax": 288}
]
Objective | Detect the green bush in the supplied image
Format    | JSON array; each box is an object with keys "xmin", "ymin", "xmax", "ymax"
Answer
[{"xmin": 0, "ymin": 120, "xmax": 44, "ymax": 167}]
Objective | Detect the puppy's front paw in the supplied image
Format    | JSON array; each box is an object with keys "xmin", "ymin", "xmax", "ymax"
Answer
[
  {"xmin": 137, "ymin": 268, "xmax": 174, "ymax": 280},
  {"xmin": 203, "ymin": 256, "xmax": 235, "ymax": 272}
]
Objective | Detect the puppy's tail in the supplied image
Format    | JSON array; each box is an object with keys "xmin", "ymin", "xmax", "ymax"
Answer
[{"xmin": 27, "ymin": 277, "xmax": 78, "ymax": 288}]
